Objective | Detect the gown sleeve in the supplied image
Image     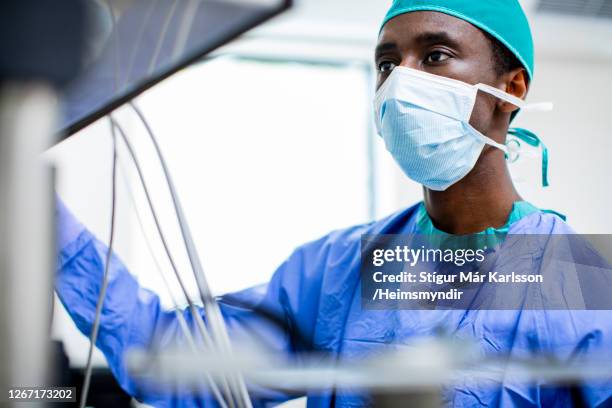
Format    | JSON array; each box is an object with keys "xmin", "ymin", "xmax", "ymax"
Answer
[{"xmin": 55, "ymin": 198, "xmax": 324, "ymax": 407}]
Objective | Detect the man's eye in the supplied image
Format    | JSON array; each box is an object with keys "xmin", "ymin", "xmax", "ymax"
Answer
[
  {"xmin": 426, "ymin": 51, "xmax": 451, "ymax": 63},
  {"xmin": 378, "ymin": 61, "xmax": 396, "ymax": 73}
]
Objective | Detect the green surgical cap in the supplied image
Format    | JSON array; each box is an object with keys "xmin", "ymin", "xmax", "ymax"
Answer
[{"xmin": 381, "ymin": 0, "xmax": 534, "ymax": 79}]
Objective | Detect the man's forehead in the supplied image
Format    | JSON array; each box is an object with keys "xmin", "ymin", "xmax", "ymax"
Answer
[
  {"xmin": 377, "ymin": 11, "xmax": 481, "ymax": 46},
  {"xmin": 376, "ymin": 11, "xmax": 484, "ymax": 54},
  {"xmin": 376, "ymin": 31, "xmax": 462, "ymax": 53}
]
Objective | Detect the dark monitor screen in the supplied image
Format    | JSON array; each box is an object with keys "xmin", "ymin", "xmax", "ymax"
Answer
[{"xmin": 60, "ymin": 0, "xmax": 290, "ymax": 137}]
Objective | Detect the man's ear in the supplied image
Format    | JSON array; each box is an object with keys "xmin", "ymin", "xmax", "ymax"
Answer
[{"xmin": 498, "ymin": 68, "xmax": 529, "ymax": 113}]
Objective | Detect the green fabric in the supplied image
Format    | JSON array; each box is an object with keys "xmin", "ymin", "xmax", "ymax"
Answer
[
  {"xmin": 381, "ymin": 0, "xmax": 535, "ymax": 79},
  {"xmin": 416, "ymin": 201, "xmax": 540, "ymax": 248}
]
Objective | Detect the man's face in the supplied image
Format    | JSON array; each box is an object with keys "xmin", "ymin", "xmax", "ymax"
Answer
[{"xmin": 375, "ymin": 11, "xmax": 504, "ymax": 135}]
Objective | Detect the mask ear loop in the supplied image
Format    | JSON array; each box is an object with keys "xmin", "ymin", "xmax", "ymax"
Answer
[
  {"xmin": 474, "ymin": 83, "xmax": 554, "ymax": 112},
  {"xmin": 508, "ymin": 128, "xmax": 549, "ymax": 187},
  {"xmin": 473, "ymin": 84, "xmax": 552, "ymax": 187}
]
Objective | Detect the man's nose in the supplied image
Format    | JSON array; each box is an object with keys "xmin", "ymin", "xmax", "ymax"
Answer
[{"xmin": 399, "ymin": 55, "xmax": 421, "ymax": 71}]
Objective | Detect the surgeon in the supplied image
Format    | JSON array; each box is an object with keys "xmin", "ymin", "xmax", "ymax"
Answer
[{"xmin": 56, "ymin": 0, "xmax": 612, "ymax": 407}]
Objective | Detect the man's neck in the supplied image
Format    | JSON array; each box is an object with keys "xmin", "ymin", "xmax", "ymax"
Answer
[{"xmin": 423, "ymin": 150, "xmax": 521, "ymax": 234}]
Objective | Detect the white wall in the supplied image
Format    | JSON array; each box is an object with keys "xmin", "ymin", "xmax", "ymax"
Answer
[{"xmin": 511, "ymin": 56, "xmax": 612, "ymax": 233}]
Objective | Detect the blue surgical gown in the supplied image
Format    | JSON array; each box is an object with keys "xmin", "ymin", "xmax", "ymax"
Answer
[{"xmin": 55, "ymin": 200, "xmax": 612, "ymax": 407}]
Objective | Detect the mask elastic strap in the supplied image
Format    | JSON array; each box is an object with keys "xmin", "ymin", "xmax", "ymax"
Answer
[
  {"xmin": 483, "ymin": 136, "xmax": 508, "ymax": 153},
  {"xmin": 508, "ymin": 127, "xmax": 549, "ymax": 187},
  {"xmin": 474, "ymin": 83, "xmax": 554, "ymax": 112},
  {"xmin": 469, "ymin": 126, "xmax": 508, "ymax": 154}
]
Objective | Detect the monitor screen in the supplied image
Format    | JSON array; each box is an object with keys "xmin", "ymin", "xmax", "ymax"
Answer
[{"xmin": 60, "ymin": 0, "xmax": 290, "ymax": 136}]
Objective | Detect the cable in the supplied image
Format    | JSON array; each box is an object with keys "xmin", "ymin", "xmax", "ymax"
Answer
[
  {"xmin": 80, "ymin": 4, "xmax": 119, "ymax": 405},
  {"xmin": 79, "ymin": 4, "xmax": 230, "ymax": 406},
  {"xmin": 128, "ymin": 102, "xmax": 252, "ymax": 407},
  {"xmin": 118, "ymin": 160, "xmax": 181, "ymax": 306},
  {"xmin": 114, "ymin": 112, "xmax": 317, "ymax": 393},
  {"xmin": 110, "ymin": 117, "xmax": 236, "ymax": 408},
  {"xmin": 111, "ymin": 118, "xmax": 235, "ymax": 407},
  {"xmin": 116, "ymin": 156, "xmax": 228, "ymax": 408},
  {"xmin": 128, "ymin": 102, "xmax": 252, "ymax": 408},
  {"xmin": 118, "ymin": 142, "xmax": 315, "ymax": 361},
  {"xmin": 120, "ymin": 148, "xmax": 314, "ymax": 352},
  {"xmin": 79, "ymin": 119, "xmax": 118, "ymax": 408}
]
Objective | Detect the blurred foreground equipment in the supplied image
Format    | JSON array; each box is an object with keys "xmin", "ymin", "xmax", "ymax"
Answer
[
  {"xmin": 0, "ymin": 0, "xmax": 86, "ymax": 403},
  {"xmin": 0, "ymin": 0, "xmax": 291, "ymax": 406},
  {"xmin": 128, "ymin": 337, "xmax": 611, "ymax": 407}
]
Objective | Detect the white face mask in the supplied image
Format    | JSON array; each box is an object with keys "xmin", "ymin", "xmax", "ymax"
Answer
[{"xmin": 373, "ymin": 66, "xmax": 552, "ymax": 191}]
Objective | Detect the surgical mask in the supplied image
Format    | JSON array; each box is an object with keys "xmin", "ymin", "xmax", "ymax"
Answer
[{"xmin": 374, "ymin": 66, "xmax": 552, "ymax": 191}]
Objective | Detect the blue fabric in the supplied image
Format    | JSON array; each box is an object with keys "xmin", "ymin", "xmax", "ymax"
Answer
[{"xmin": 55, "ymin": 201, "xmax": 612, "ymax": 407}]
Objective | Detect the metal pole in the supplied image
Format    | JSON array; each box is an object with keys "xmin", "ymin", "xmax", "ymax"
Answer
[{"xmin": 0, "ymin": 82, "xmax": 58, "ymax": 406}]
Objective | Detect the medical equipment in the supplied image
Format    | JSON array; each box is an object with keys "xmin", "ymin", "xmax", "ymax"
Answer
[
  {"xmin": 59, "ymin": 0, "xmax": 291, "ymax": 136},
  {"xmin": 1, "ymin": 0, "xmax": 291, "ymax": 406},
  {"xmin": 57, "ymin": 1, "xmax": 291, "ymax": 406},
  {"xmin": 127, "ymin": 335, "xmax": 612, "ymax": 407}
]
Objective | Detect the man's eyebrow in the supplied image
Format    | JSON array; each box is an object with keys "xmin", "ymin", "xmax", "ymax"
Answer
[
  {"xmin": 375, "ymin": 32, "xmax": 462, "ymax": 58},
  {"xmin": 414, "ymin": 31, "xmax": 461, "ymax": 49},
  {"xmin": 375, "ymin": 42, "xmax": 399, "ymax": 57}
]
